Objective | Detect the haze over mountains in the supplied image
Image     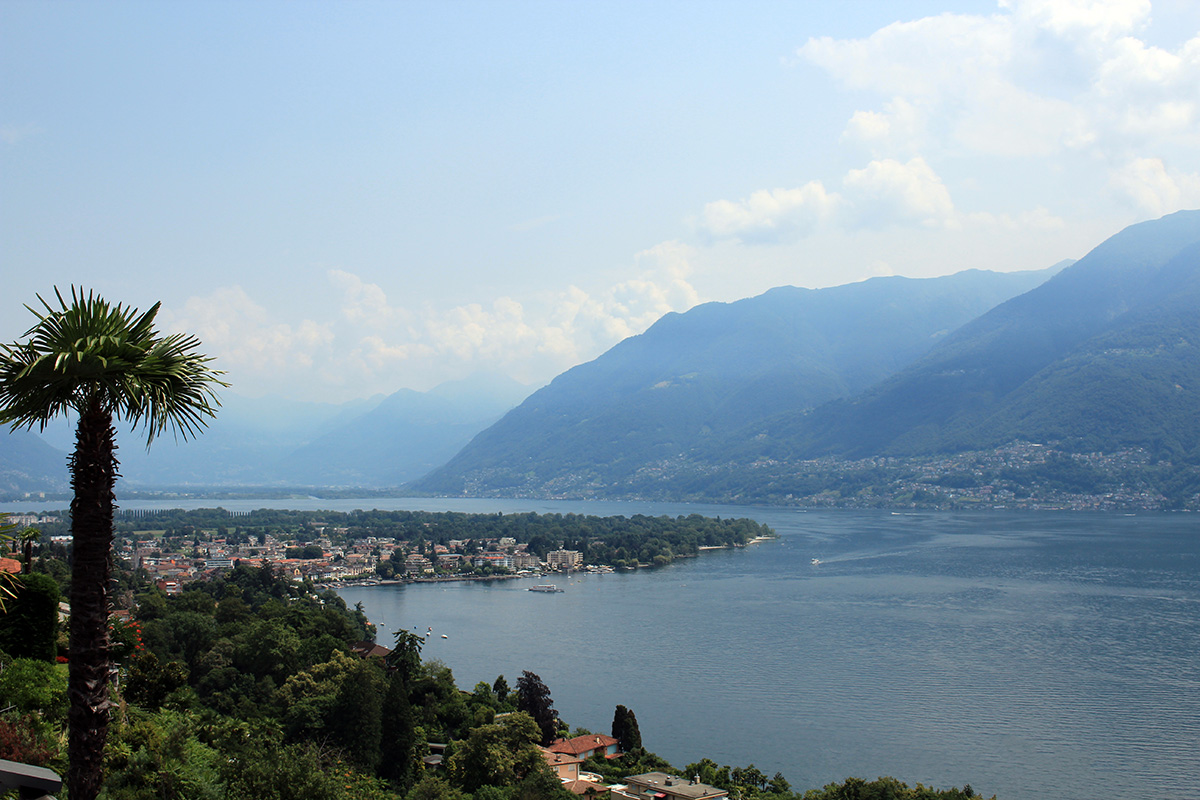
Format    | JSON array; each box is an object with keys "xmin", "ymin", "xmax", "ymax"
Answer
[
  {"xmin": 414, "ymin": 265, "xmax": 1061, "ymax": 495},
  {"xmin": 0, "ymin": 372, "xmax": 531, "ymax": 495},
  {"xmin": 5, "ymin": 211, "xmax": 1200, "ymax": 506},
  {"xmin": 739, "ymin": 209, "xmax": 1200, "ymax": 463},
  {"xmin": 419, "ymin": 210, "xmax": 1200, "ymax": 503}
]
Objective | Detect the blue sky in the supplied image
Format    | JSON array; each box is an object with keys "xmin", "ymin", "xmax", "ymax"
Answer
[{"xmin": 3, "ymin": 0, "xmax": 1199, "ymax": 403}]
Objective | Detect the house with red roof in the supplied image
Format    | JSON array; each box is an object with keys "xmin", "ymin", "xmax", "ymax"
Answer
[{"xmin": 548, "ymin": 733, "xmax": 621, "ymax": 761}]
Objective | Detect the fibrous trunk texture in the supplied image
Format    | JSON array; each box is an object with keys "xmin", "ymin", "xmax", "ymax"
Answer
[{"xmin": 67, "ymin": 398, "xmax": 117, "ymax": 800}]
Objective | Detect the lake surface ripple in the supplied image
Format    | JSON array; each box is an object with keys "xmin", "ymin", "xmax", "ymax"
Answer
[
  {"xmin": 335, "ymin": 505, "xmax": 1200, "ymax": 800},
  {"xmin": 20, "ymin": 496, "xmax": 1185, "ymax": 799}
]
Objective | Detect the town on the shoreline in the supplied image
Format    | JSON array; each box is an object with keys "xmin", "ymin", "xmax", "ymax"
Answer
[{"xmin": 9, "ymin": 507, "xmax": 773, "ymax": 596}]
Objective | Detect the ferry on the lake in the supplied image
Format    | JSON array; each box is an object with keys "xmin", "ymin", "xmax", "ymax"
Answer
[{"xmin": 528, "ymin": 584, "xmax": 564, "ymax": 593}]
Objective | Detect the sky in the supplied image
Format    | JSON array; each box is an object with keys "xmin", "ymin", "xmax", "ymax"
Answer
[{"xmin": 3, "ymin": 0, "xmax": 1199, "ymax": 405}]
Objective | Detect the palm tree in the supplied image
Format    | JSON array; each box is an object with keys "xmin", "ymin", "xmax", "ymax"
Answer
[
  {"xmin": 0, "ymin": 288, "xmax": 225, "ymax": 800},
  {"xmin": 19, "ymin": 525, "xmax": 41, "ymax": 574}
]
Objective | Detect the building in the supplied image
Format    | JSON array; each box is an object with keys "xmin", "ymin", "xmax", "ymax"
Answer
[
  {"xmin": 547, "ymin": 549, "xmax": 582, "ymax": 570},
  {"xmin": 548, "ymin": 734, "xmax": 621, "ymax": 761},
  {"xmin": 513, "ymin": 552, "xmax": 541, "ymax": 571},
  {"xmin": 405, "ymin": 554, "xmax": 434, "ymax": 575},
  {"xmin": 618, "ymin": 773, "xmax": 727, "ymax": 800},
  {"xmin": 541, "ymin": 748, "xmax": 583, "ymax": 782},
  {"xmin": 472, "ymin": 552, "xmax": 513, "ymax": 570}
]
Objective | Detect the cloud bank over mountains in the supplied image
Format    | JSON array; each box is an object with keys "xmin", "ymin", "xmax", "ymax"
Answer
[
  {"xmin": 29, "ymin": 0, "xmax": 1193, "ymax": 404},
  {"xmin": 161, "ymin": 241, "xmax": 701, "ymax": 400}
]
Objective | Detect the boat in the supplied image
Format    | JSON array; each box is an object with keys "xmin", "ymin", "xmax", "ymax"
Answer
[
  {"xmin": 528, "ymin": 584, "xmax": 563, "ymax": 593},
  {"xmin": 441, "ymin": 634, "xmax": 448, "ymax": 639},
  {"xmin": 811, "ymin": 558, "xmax": 822, "ymax": 565}
]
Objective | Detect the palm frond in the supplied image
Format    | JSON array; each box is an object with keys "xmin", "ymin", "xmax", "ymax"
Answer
[{"xmin": 0, "ymin": 286, "xmax": 228, "ymax": 445}]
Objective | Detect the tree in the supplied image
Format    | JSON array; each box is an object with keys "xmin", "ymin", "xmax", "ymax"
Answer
[
  {"xmin": 515, "ymin": 670, "xmax": 559, "ymax": 746},
  {"xmin": 19, "ymin": 526, "xmax": 41, "ymax": 574},
  {"xmin": 330, "ymin": 659, "xmax": 384, "ymax": 770},
  {"xmin": 379, "ymin": 668, "xmax": 419, "ymax": 787},
  {"xmin": 0, "ymin": 288, "xmax": 224, "ymax": 800},
  {"xmin": 0, "ymin": 572, "xmax": 60, "ymax": 661},
  {"xmin": 386, "ymin": 629, "xmax": 425, "ymax": 684},
  {"xmin": 492, "ymin": 674, "xmax": 510, "ymax": 705},
  {"xmin": 611, "ymin": 704, "xmax": 641, "ymax": 752},
  {"xmin": 445, "ymin": 712, "xmax": 545, "ymax": 793}
]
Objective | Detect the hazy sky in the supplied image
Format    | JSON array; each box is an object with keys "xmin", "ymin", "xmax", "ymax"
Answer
[{"xmin": 3, "ymin": 0, "xmax": 1199, "ymax": 403}]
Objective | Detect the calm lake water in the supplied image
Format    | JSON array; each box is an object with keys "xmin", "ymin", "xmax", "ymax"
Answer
[{"xmin": 8, "ymin": 496, "xmax": 1198, "ymax": 799}]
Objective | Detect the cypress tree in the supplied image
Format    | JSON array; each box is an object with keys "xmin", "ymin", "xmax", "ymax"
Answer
[{"xmin": 611, "ymin": 704, "xmax": 642, "ymax": 752}]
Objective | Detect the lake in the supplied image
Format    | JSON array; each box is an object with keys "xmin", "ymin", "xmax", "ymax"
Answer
[
  {"xmin": 334, "ymin": 504, "xmax": 1200, "ymax": 800},
  {"xmin": 8, "ymin": 496, "xmax": 1198, "ymax": 799}
]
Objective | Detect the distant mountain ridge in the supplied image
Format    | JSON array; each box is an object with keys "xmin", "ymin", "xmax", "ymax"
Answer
[
  {"xmin": 0, "ymin": 372, "xmax": 532, "ymax": 495},
  {"xmin": 414, "ymin": 264, "xmax": 1061, "ymax": 495}
]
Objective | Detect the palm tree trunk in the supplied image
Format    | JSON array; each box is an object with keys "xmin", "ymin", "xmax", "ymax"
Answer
[{"xmin": 67, "ymin": 397, "xmax": 118, "ymax": 800}]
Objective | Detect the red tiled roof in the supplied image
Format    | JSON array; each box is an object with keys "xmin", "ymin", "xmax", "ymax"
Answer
[
  {"xmin": 548, "ymin": 734, "xmax": 620, "ymax": 756},
  {"xmin": 0, "ymin": 557, "xmax": 22, "ymax": 575}
]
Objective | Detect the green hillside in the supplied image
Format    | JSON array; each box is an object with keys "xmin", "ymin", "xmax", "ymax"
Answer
[
  {"xmin": 734, "ymin": 210, "xmax": 1200, "ymax": 464},
  {"xmin": 414, "ymin": 267, "xmax": 1055, "ymax": 495}
]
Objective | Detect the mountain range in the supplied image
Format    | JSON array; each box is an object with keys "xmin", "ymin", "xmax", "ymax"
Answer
[
  {"xmin": 418, "ymin": 210, "xmax": 1200, "ymax": 502},
  {"xmin": 5, "ymin": 211, "xmax": 1199, "ymax": 506},
  {"xmin": 414, "ymin": 264, "xmax": 1062, "ymax": 495}
]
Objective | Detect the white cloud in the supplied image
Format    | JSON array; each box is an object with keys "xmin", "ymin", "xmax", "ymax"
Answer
[
  {"xmin": 1110, "ymin": 157, "xmax": 1200, "ymax": 215},
  {"xmin": 799, "ymin": 13, "xmax": 1016, "ymax": 100},
  {"xmin": 694, "ymin": 151, "xmax": 1076, "ymax": 253},
  {"xmin": 698, "ymin": 182, "xmax": 842, "ymax": 242},
  {"xmin": 799, "ymin": 0, "xmax": 1200, "ymax": 162},
  {"xmin": 842, "ymin": 157, "xmax": 957, "ymax": 229},
  {"xmin": 964, "ymin": 206, "xmax": 1067, "ymax": 231},
  {"xmin": 1002, "ymin": 0, "xmax": 1150, "ymax": 41},
  {"xmin": 160, "ymin": 286, "xmax": 334, "ymax": 375},
  {"xmin": 844, "ymin": 98, "xmax": 923, "ymax": 156},
  {"xmin": 163, "ymin": 250, "xmax": 704, "ymax": 402},
  {"xmin": 698, "ymin": 157, "xmax": 962, "ymax": 240},
  {"xmin": 328, "ymin": 269, "xmax": 411, "ymax": 330}
]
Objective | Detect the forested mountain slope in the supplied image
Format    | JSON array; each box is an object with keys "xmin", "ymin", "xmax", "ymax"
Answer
[
  {"xmin": 415, "ymin": 266, "xmax": 1057, "ymax": 495},
  {"xmin": 730, "ymin": 209, "xmax": 1200, "ymax": 463}
]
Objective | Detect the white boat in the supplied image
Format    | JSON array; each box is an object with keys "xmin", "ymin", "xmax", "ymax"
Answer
[
  {"xmin": 441, "ymin": 634, "xmax": 448, "ymax": 639},
  {"xmin": 529, "ymin": 584, "xmax": 563, "ymax": 593},
  {"xmin": 811, "ymin": 558, "xmax": 822, "ymax": 565}
]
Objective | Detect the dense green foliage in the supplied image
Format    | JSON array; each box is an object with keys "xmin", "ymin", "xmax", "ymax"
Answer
[
  {"xmin": 515, "ymin": 670, "xmax": 559, "ymax": 746},
  {"xmin": 0, "ymin": 572, "xmax": 59, "ymax": 660},
  {"xmin": 611, "ymin": 704, "xmax": 641, "ymax": 752}
]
